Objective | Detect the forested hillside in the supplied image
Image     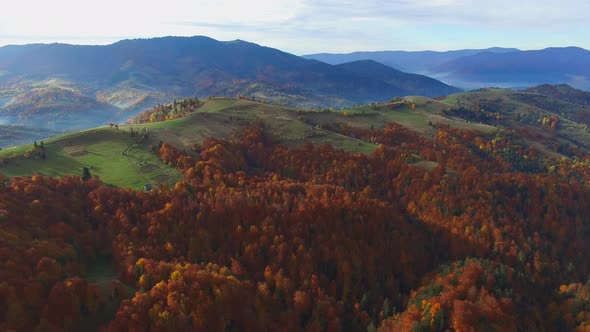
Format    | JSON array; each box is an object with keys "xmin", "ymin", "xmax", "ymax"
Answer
[{"xmin": 1, "ymin": 116, "xmax": 590, "ymax": 330}]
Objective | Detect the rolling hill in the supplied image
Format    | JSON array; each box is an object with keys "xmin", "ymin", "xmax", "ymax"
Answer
[
  {"xmin": 0, "ymin": 36, "xmax": 460, "ymax": 142},
  {"xmin": 335, "ymin": 60, "xmax": 461, "ymax": 97},
  {"xmin": 524, "ymin": 83, "xmax": 590, "ymax": 106}
]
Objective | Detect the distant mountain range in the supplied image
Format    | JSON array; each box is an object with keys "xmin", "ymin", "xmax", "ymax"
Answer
[
  {"xmin": 304, "ymin": 47, "xmax": 519, "ymax": 73},
  {"xmin": 0, "ymin": 36, "xmax": 459, "ymax": 135},
  {"xmin": 304, "ymin": 47, "xmax": 590, "ymax": 90},
  {"xmin": 1, "ymin": 36, "xmax": 589, "ymax": 144}
]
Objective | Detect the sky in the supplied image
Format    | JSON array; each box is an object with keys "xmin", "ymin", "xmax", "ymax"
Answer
[{"xmin": 0, "ymin": 0, "xmax": 588, "ymax": 55}]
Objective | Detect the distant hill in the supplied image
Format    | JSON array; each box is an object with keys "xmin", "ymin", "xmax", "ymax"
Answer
[
  {"xmin": 432, "ymin": 47, "xmax": 590, "ymax": 90},
  {"xmin": 303, "ymin": 47, "xmax": 519, "ymax": 73},
  {"xmin": 305, "ymin": 47, "xmax": 590, "ymax": 91},
  {"xmin": 0, "ymin": 125, "xmax": 60, "ymax": 148},
  {"xmin": 1, "ymin": 37, "xmax": 385, "ymax": 99},
  {"xmin": 524, "ymin": 84, "xmax": 590, "ymax": 106},
  {"xmin": 0, "ymin": 85, "xmax": 121, "ymax": 130},
  {"xmin": 443, "ymin": 84, "xmax": 590, "ymax": 151},
  {"xmin": 0, "ymin": 36, "xmax": 460, "ymax": 141},
  {"xmin": 335, "ymin": 60, "xmax": 461, "ymax": 97}
]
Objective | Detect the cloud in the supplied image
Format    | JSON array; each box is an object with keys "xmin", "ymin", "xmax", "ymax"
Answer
[
  {"xmin": 0, "ymin": 0, "xmax": 588, "ymax": 53},
  {"xmin": 296, "ymin": 0, "xmax": 590, "ymax": 27}
]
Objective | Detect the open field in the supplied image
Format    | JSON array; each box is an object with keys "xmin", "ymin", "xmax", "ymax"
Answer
[{"xmin": 0, "ymin": 128, "xmax": 181, "ymax": 189}]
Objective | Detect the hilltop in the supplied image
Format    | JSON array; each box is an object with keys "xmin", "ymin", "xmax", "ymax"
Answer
[{"xmin": 525, "ymin": 83, "xmax": 590, "ymax": 106}]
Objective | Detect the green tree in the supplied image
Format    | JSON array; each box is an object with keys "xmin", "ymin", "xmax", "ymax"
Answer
[{"xmin": 82, "ymin": 167, "xmax": 91, "ymax": 181}]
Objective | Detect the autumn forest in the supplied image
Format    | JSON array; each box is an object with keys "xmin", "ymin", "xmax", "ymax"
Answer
[{"xmin": 1, "ymin": 110, "xmax": 590, "ymax": 332}]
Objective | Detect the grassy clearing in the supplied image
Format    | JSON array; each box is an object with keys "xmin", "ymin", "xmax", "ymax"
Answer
[
  {"xmin": 0, "ymin": 128, "xmax": 181, "ymax": 189},
  {"xmin": 307, "ymin": 131, "xmax": 378, "ymax": 155},
  {"xmin": 441, "ymin": 93, "xmax": 464, "ymax": 106},
  {"xmin": 381, "ymin": 108, "xmax": 433, "ymax": 133},
  {"xmin": 442, "ymin": 89, "xmax": 513, "ymax": 106},
  {"xmin": 198, "ymin": 97, "xmax": 240, "ymax": 112},
  {"xmin": 411, "ymin": 160, "xmax": 440, "ymax": 171}
]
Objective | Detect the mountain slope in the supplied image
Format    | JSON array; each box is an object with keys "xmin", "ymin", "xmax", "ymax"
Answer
[
  {"xmin": 306, "ymin": 47, "xmax": 590, "ymax": 91},
  {"xmin": 0, "ymin": 86, "xmax": 121, "ymax": 129},
  {"xmin": 0, "ymin": 36, "xmax": 462, "ymax": 112},
  {"xmin": 336, "ymin": 60, "xmax": 461, "ymax": 97},
  {"xmin": 0, "ymin": 37, "xmax": 402, "ymax": 104},
  {"xmin": 0, "ymin": 125, "xmax": 60, "ymax": 148}
]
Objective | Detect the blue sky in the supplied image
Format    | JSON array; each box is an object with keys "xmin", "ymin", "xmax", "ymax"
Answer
[{"xmin": 0, "ymin": 0, "xmax": 588, "ymax": 54}]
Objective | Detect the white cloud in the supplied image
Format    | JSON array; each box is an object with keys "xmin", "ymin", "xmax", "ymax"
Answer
[
  {"xmin": 0, "ymin": 0, "xmax": 303, "ymax": 37},
  {"xmin": 0, "ymin": 0, "xmax": 588, "ymax": 53}
]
